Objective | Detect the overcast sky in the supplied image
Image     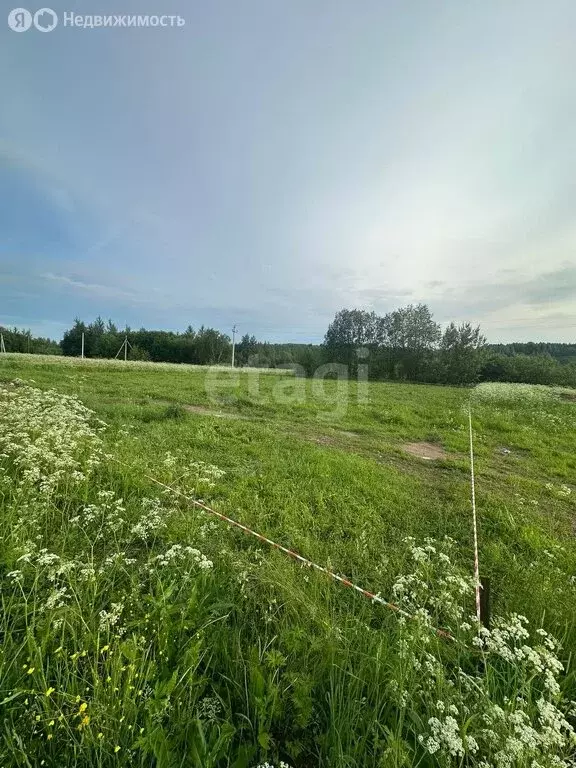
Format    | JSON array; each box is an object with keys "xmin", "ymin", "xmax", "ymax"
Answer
[{"xmin": 1, "ymin": 0, "xmax": 576, "ymax": 343}]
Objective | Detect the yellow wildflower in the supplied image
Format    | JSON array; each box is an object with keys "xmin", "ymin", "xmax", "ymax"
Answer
[{"xmin": 78, "ymin": 715, "xmax": 90, "ymax": 730}]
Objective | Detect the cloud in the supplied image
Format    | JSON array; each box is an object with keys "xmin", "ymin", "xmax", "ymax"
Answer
[
  {"xmin": 4, "ymin": 2, "xmax": 576, "ymax": 343},
  {"xmin": 352, "ymin": 286, "xmax": 415, "ymax": 304},
  {"xmin": 522, "ymin": 266, "xmax": 576, "ymax": 304},
  {"xmin": 421, "ymin": 266, "xmax": 576, "ymax": 340},
  {"xmin": 41, "ymin": 272, "xmax": 145, "ymax": 303}
]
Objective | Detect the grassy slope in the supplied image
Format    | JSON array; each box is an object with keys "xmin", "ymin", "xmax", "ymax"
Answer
[
  {"xmin": 1, "ymin": 354, "xmax": 575, "ymax": 766},
  {"xmin": 2, "ymin": 354, "xmax": 574, "ymax": 631}
]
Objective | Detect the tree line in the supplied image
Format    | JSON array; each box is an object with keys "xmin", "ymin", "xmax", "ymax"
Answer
[
  {"xmin": 490, "ymin": 342, "xmax": 576, "ymax": 365},
  {"xmin": 321, "ymin": 306, "xmax": 576, "ymax": 386},
  {"xmin": 60, "ymin": 319, "xmax": 231, "ymax": 365},
  {"xmin": 0, "ymin": 326, "xmax": 60, "ymax": 355},
  {"xmin": 2, "ymin": 309, "xmax": 575, "ymax": 387}
]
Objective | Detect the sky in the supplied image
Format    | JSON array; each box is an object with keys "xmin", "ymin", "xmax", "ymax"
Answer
[{"xmin": 1, "ymin": 0, "xmax": 576, "ymax": 344}]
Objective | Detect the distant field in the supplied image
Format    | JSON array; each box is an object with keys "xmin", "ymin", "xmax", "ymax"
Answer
[
  {"xmin": 1, "ymin": 354, "xmax": 575, "ymax": 767},
  {"xmin": 0, "ymin": 352, "xmax": 288, "ymax": 373}
]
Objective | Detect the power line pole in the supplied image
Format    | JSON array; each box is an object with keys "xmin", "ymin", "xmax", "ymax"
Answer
[
  {"xmin": 81, "ymin": 332, "xmax": 85, "ymax": 359},
  {"xmin": 231, "ymin": 324, "xmax": 237, "ymax": 367},
  {"xmin": 114, "ymin": 336, "xmax": 130, "ymax": 360},
  {"xmin": 114, "ymin": 336, "xmax": 131, "ymax": 361},
  {"xmin": 0, "ymin": 333, "xmax": 6, "ymax": 354}
]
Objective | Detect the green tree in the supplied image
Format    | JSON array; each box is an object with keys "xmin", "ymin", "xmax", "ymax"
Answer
[
  {"xmin": 324, "ymin": 309, "xmax": 380, "ymax": 347},
  {"xmin": 61, "ymin": 319, "xmax": 88, "ymax": 356},
  {"xmin": 440, "ymin": 322, "xmax": 486, "ymax": 384},
  {"xmin": 129, "ymin": 345, "xmax": 151, "ymax": 361},
  {"xmin": 236, "ymin": 334, "xmax": 258, "ymax": 366},
  {"xmin": 194, "ymin": 327, "xmax": 231, "ymax": 365},
  {"xmin": 386, "ymin": 304, "xmax": 441, "ymax": 379},
  {"xmin": 323, "ymin": 309, "xmax": 380, "ymax": 372}
]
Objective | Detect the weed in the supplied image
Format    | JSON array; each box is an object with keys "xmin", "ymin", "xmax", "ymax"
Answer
[{"xmin": 1, "ymin": 361, "xmax": 575, "ymax": 766}]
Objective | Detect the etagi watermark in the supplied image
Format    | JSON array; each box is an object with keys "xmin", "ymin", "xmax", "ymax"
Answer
[
  {"xmin": 204, "ymin": 351, "xmax": 370, "ymax": 421},
  {"xmin": 7, "ymin": 8, "xmax": 185, "ymax": 32}
]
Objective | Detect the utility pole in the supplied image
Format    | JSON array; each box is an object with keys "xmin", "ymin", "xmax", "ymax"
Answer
[
  {"xmin": 0, "ymin": 333, "xmax": 6, "ymax": 354},
  {"xmin": 81, "ymin": 332, "xmax": 85, "ymax": 359},
  {"xmin": 231, "ymin": 324, "xmax": 237, "ymax": 367},
  {"xmin": 114, "ymin": 336, "xmax": 131, "ymax": 361}
]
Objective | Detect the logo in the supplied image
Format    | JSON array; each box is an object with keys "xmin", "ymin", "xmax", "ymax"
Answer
[
  {"xmin": 34, "ymin": 7, "xmax": 57, "ymax": 30},
  {"xmin": 7, "ymin": 7, "xmax": 32, "ymax": 31},
  {"xmin": 7, "ymin": 6, "xmax": 58, "ymax": 31}
]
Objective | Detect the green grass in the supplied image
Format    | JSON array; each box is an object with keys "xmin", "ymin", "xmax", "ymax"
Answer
[{"xmin": 0, "ymin": 354, "xmax": 575, "ymax": 767}]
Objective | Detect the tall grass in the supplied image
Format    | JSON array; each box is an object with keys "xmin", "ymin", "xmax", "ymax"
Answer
[{"xmin": 0, "ymin": 380, "xmax": 575, "ymax": 766}]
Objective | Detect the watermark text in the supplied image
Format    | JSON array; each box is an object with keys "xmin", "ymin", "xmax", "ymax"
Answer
[{"xmin": 7, "ymin": 7, "xmax": 185, "ymax": 32}]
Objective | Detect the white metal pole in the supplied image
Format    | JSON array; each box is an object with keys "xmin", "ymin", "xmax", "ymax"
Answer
[
  {"xmin": 81, "ymin": 332, "xmax": 85, "ymax": 359},
  {"xmin": 0, "ymin": 333, "xmax": 5, "ymax": 353},
  {"xmin": 124, "ymin": 336, "xmax": 128, "ymax": 362},
  {"xmin": 231, "ymin": 324, "xmax": 237, "ymax": 367},
  {"xmin": 468, "ymin": 406, "xmax": 482, "ymax": 624}
]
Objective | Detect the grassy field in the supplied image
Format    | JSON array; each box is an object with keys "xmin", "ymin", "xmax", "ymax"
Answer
[{"xmin": 1, "ymin": 353, "xmax": 575, "ymax": 767}]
